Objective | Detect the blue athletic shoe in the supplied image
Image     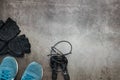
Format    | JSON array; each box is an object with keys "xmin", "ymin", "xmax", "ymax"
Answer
[
  {"xmin": 0, "ymin": 56, "xmax": 18, "ymax": 80},
  {"xmin": 21, "ymin": 62, "xmax": 43, "ymax": 80}
]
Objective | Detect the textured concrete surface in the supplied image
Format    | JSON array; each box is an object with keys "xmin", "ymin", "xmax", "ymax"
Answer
[{"xmin": 0, "ymin": 0, "xmax": 120, "ymax": 80}]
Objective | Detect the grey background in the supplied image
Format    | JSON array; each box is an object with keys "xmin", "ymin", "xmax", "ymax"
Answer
[{"xmin": 0, "ymin": 0, "xmax": 120, "ymax": 80}]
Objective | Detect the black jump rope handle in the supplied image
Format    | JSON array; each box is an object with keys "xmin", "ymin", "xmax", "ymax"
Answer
[
  {"xmin": 61, "ymin": 57, "xmax": 70, "ymax": 80},
  {"xmin": 64, "ymin": 74, "xmax": 70, "ymax": 80},
  {"xmin": 52, "ymin": 71, "xmax": 57, "ymax": 80},
  {"xmin": 52, "ymin": 70, "xmax": 70, "ymax": 80},
  {"xmin": 52, "ymin": 72, "xmax": 70, "ymax": 80}
]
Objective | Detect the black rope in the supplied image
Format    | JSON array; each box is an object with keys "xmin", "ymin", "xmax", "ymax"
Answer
[
  {"xmin": 48, "ymin": 40, "xmax": 72, "ymax": 80},
  {"xmin": 48, "ymin": 40, "xmax": 72, "ymax": 56}
]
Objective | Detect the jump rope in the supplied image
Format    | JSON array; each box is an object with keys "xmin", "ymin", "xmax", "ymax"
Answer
[{"xmin": 48, "ymin": 40, "xmax": 72, "ymax": 80}]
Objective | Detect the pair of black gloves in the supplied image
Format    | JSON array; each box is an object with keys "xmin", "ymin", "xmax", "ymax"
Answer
[{"xmin": 0, "ymin": 18, "xmax": 31, "ymax": 57}]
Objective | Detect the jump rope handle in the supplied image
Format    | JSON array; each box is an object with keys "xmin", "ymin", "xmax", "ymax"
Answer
[{"xmin": 64, "ymin": 74, "xmax": 70, "ymax": 80}]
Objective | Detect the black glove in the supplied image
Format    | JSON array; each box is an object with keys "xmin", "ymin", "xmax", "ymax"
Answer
[
  {"xmin": 0, "ymin": 20, "xmax": 8, "ymax": 55},
  {"xmin": 0, "ymin": 20, "xmax": 4, "ymax": 28},
  {"xmin": 8, "ymin": 35, "xmax": 31, "ymax": 57},
  {"xmin": 0, "ymin": 18, "xmax": 20, "ymax": 41},
  {"xmin": 0, "ymin": 18, "xmax": 31, "ymax": 57}
]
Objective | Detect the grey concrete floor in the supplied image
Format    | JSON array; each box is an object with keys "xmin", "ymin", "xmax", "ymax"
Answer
[{"xmin": 0, "ymin": 0, "xmax": 120, "ymax": 80}]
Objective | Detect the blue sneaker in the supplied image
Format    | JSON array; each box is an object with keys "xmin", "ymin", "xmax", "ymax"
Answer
[
  {"xmin": 0, "ymin": 56, "xmax": 18, "ymax": 80},
  {"xmin": 21, "ymin": 62, "xmax": 43, "ymax": 80}
]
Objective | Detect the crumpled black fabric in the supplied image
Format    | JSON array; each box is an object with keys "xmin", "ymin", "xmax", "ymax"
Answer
[
  {"xmin": 0, "ymin": 20, "xmax": 4, "ymax": 28},
  {"xmin": 8, "ymin": 35, "xmax": 31, "ymax": 57},
  {"xmin": 0, "ymin": 18, "xmax": 20, "ymax": 41},
  {"xmin": 0, "ymin": 18, "xmax": 31, "ymax": 57}
]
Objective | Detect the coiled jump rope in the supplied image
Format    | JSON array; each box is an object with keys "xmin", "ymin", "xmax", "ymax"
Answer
[{"xmin": 48, "ymin": 40, "xmax": 72, "ymax": 80}]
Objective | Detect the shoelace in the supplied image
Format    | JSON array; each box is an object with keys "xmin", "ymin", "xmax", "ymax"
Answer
[
  {"xmin": 22, "ymin": 74, "xmax": 35, "ymax": 80},
  {"xmin": 0, "ymin": 70, "xmax": 11, "ymax": 80}
]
